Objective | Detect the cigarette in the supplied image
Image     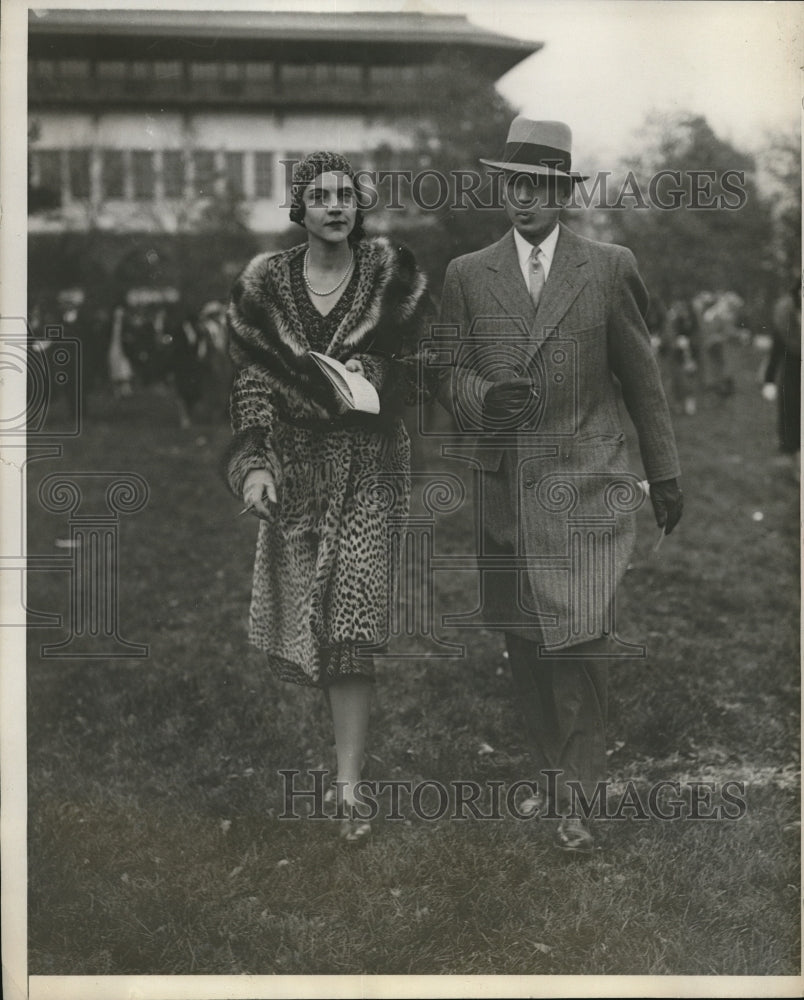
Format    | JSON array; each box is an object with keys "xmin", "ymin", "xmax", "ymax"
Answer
[{"xmin": 237, "ymin": 504, "xmax": 255, "ymax": 516}]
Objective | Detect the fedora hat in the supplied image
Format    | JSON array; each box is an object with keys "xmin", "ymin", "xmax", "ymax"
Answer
[{"xmin": 480, "ymin": 117, "xmax": 588, "ymax": 180}]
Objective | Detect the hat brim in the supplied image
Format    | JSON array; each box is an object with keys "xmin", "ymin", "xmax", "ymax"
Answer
[{"xmin": 479, "ymin": 158, "xmax": 588, "ymax": 181}]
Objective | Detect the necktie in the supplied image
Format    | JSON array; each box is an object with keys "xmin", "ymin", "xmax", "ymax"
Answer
[{"xmin": 529, "ymin": 247, "xmax": 545, "ymax": 310}]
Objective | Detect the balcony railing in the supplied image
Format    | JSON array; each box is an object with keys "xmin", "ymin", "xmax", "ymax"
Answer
[{"xmin": 28, "ymin": 74, "xmax": 415, "ymax": 108}]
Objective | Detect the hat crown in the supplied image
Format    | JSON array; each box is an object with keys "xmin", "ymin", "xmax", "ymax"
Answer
[
  {"xmin": 480, "ymin": 115, "xmax": 588, "ymax": 181},
  {"xmin": 478, "ymin": 116, "xmax": 586, "ymax": 179},
  {"xmin": 507, "ymin": 118, "xmax": 573, "ymax": 154}
]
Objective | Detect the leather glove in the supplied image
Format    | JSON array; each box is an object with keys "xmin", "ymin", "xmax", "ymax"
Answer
[
  {"xmin": 649, "ymin": 478, "xmax": 683, "ymax": 535},
  {"xmin": 482, "ymin": 378, "xmax": 538, "ymax": 427}
]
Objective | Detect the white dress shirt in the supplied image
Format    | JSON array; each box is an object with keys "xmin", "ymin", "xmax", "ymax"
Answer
[{"xmin": 513, "ymin": 223, "xmax": 560, "ymax": 290}]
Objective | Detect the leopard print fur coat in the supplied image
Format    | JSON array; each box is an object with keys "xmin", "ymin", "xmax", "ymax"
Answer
[{"xmin": 224, "ymin": 236, "xmax": 431, "ymax": 685}]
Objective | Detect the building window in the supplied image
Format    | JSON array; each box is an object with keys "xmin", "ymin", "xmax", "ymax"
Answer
[
  {"xmin": 68, "ymin": 148, "xmax": 90, "ymax": 200},
  {"xmin": 312, "ymin": 64, "xmax": 333, "ymax": 84},
  {"xmin": 58, "ymin": 59, "xmax": 90, "ymax": 78},
  {"xmin": 220, "ymin": 62, "xmax": 244, "ymax": 95},
  {"xmin": 154, "ymin": 61, "xmax": 182, "ymax": 80},
  {"xmin": 190, "ymin": 62, "xmax": 218, "ymax": 82},
  {"xmin": 369, "ymin": 65, "xmax": 420, "ymax": 86},
  {"xmin": 132, "ymin": 151, "xmax": 155, "ymax": 200},
  {"xmin": 129, "ymin": 61, "xmax": 152, "ymax": 80},
  {"xmin": 245, "ymin": 62, "xmax": 274, "ymax": 81},
  {"xmin": 33, "ymin": 149, "xmax": 63, "ymax": 205},
  {"xmin": 33, "ymin": 59, "xmax": 57, "ymax": 78},
  {"xmin": 101, "ymin": 150, "xmax": 125, "ymax": 199},
  {"xmin": 163, "ymin": 150, "xmax": 185, "ymax": 198},
  {"xmin": 254, "ymin": 152, "xmax": 273, "ymax": 198},
  {"xmin": 97, "ymin": 61, "xmax": 126, "ymax": 80},
  {"xmin": 193, "ymin": 150, "xmax": 216, "ymax": 196},
  {"xmin": 281, "ymin": 64, "xmax": 310, "ymax": 86},
  {"xmin": 280, "ymin": 151, "xmax": 304, "ymax": 199},
  {"xmin": 304, "ymin": 64, "xmax": 362, "ymax": 85},
  {"xmin": 225, "ymin": 152, "xmax": 244, "ymax": 196},
  {"xmin": 369, "ymin": 66, "xmax": 394, "ymax": 84},
  {"xmin": 334, "ymin": 64, "xmax": 363, "ymax": 85}
]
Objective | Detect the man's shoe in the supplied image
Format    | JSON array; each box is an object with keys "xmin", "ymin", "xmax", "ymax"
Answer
[
  {"xmin": 518, "ymin": 789, "xmax": 542, "ymax": 817},
  {"xmin": 556, "ymin": 816, "xmax": 594, "ymax": 855}
]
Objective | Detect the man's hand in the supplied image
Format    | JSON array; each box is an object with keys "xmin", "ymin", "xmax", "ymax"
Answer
[
  {"xmin": 649, "ymin": 478, "xmax": 683, "ymax": 535},
  {"xmin": 482, "ymin": 378, "xmax": 538, "ymax": 427}
]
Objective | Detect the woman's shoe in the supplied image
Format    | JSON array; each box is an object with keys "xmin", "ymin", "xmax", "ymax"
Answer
[{"xmin": 339, "ymin": 803, "xmax": 372, "ymax": 846}]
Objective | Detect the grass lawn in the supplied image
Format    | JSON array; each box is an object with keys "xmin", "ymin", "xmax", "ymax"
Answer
[{"xmin": 26, "ymin": 343, "xmax": 800, "ymax": 978}]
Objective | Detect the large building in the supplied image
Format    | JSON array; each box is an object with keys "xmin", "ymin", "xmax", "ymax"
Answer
[{"xmin": 28, "ymin": 9, "xmax": 540, "ymax": 235}]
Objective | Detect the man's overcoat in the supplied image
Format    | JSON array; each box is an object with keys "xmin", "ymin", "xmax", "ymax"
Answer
[{"xmin": 438, "ymin": 224, "xmax": 680, "ymax": 649}]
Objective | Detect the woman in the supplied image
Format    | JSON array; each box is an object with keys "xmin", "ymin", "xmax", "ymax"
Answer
[{"xmin": 223, "ymin": 152, "xmax": 430, "ymax": 843}]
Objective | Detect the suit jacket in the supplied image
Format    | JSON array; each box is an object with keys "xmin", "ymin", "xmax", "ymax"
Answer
[{"xmin": 438, "ymin": 223, "xmax": 680, "ymax": 648}]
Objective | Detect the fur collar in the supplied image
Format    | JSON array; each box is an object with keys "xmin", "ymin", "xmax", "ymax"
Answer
[{"xmin": 228, "ymin": 235, "xmax": 428, "ymax": 422}]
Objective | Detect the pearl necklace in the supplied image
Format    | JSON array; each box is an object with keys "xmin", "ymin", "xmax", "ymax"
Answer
[{"xmin": 303, "ymin": 249, "xmax": 354, "ymax": 297}]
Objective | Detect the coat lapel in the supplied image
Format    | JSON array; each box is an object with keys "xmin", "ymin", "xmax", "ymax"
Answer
[
  {"xmin": 486, "ymin": 231, "xmax": 537, "ymax": 329},
  {"xmin": 484, "ymin": 226, "xmax": 589, "ymax": 348},
  {"xmin": 265, "ymin": 246, "xmax": 311, "ymax": 354},
  {"xmin": 328, "ymin": 238, "xmax": 386, "ymax": 356},
  {"xmin": 531, "ymin": 224, "xmax": 589, "ymax": 347}
]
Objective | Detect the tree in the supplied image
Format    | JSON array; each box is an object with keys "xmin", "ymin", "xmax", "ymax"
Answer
[
  {"xmin": 756, "ymin": 127, "xmax": 801, "ymax": 296},
  {"xmin": 369, "ymin": 50, "xmax": 519, "ymax": 289},
  {"xmin": 175, "ymin": 174, "xmax": 259, "ymax": 308},
  {"xmin": 604, "ymin": 112, "xmax": 773, "ymax": 313}
]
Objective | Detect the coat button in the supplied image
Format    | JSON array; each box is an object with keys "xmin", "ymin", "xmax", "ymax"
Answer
[{"xmin": 524, "ymin": 477, "xmax": 535, "ymax": 488}]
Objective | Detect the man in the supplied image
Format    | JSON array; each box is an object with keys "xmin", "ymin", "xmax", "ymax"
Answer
[
  {"xmin": 438, "ymin": 118, "xmax": 683, "ymax": 853},
  {"xmin": 763, "ymin": 282, "xmax": 801, "ymax": 473}
]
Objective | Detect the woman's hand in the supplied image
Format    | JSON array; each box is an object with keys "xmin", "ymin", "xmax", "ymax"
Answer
[
  {"xmin": 243, "ymin": 468, "xmax": 277, "ymax": 519},
  {"xmin": 344, "ymin": 357, "xmax": 365, "ymax": 378}
]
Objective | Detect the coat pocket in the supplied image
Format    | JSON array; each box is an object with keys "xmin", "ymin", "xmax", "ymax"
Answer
[
  {"xmin": 576, "ymin": 431, "xmax": 626, "ymax": 445},
  {"xmin": 551, "ymin": 431, "xmax": 629, "ymax": 473}
]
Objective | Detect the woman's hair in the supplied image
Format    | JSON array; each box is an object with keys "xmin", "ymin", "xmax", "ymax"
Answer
[{"xmin": 289, "ymin": 150, "xmax": 366, "ymax": 243}]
